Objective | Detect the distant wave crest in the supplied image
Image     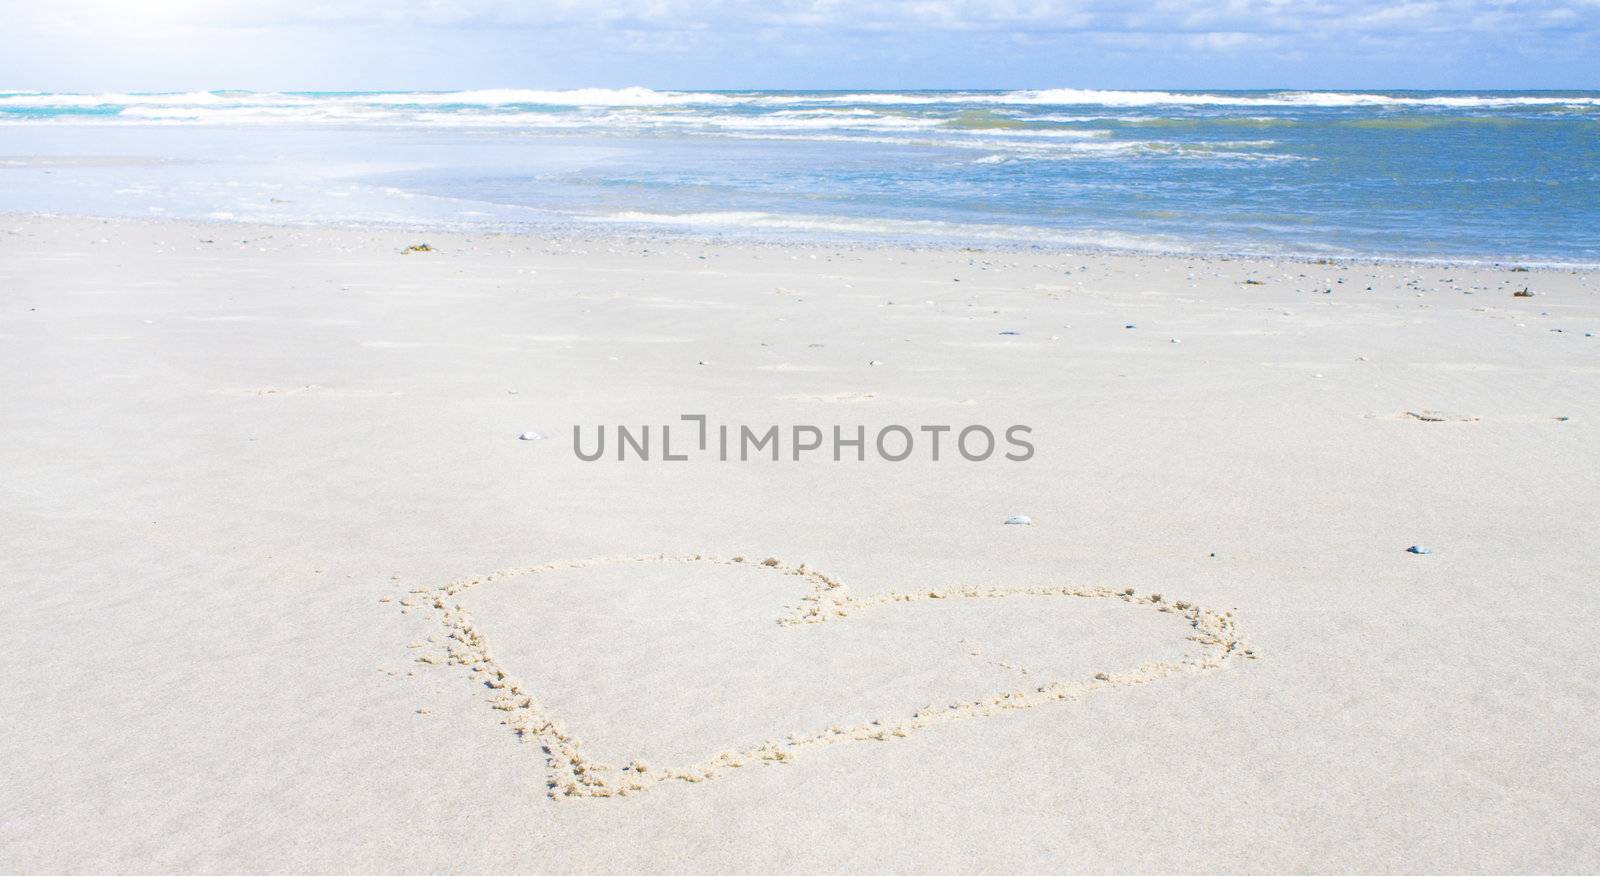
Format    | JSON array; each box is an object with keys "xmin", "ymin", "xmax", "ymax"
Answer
[
  {"xmin": 4, "ymin": 87, "xmax": 1599, "ymax": 116},
  {"xmin": 999, "ymin": 89, "xmax": 1600, "ymax": 107}
]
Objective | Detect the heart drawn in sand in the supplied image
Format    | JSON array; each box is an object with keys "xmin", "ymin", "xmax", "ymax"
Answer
[{"xmin": 401, "ymin": 554, "xmax": 1255, "ymax": 798}]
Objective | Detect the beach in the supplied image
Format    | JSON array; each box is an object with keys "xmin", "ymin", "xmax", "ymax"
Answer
[{"xmin": 3, "ymin": 215, "xmax": 1598, "ymax": 870}]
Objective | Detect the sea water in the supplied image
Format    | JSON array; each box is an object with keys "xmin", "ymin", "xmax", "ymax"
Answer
[{"xmin": 2, "ymin": 88, "xmax": 1597, "ymax": 262}]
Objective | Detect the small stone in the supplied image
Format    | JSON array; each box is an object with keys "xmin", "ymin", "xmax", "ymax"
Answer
[
  {"xmin": 1406, "ymin": 545, "xmax": 1431, "ymax": 555},
  {"xmin": 1003, "ymin": 515, "xmax": 1033, "ymax": 525},
  {"xmin": 518, "ymin": 431, "xmax": 545, "ymax": 441},
  {"xmin": 999, "ymin": 330, "xmax": 1020, "ymax": 336},
  {"xmin": 1513, "ymin": 288, "xmax": 1534, "ymax": 297}
]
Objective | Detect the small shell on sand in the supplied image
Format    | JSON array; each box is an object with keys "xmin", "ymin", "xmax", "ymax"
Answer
[
  {"xmin": 1003, "ymin": 515, "xmax": 1033, "ymax": 525},
  {"xmin": 1407, "ymin": 545, "xmax": 1432, "ymax": 555},
  {"xmin": 518, "ymin": 431, "xmax": 545, "ymax": 441}
]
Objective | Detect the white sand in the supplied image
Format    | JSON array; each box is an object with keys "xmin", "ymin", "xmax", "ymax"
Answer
[{"xmin": 2, "ymin": 216, "xmax": 1597, "ymax": 870}]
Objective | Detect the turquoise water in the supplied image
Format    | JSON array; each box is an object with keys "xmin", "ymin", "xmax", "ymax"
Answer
[{"xmin": 2, "ymin": 88, "xmax": 1597, "ymax": 262}]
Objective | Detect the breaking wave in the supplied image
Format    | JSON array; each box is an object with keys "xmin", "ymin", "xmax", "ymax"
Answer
[{"xmin": 5, "ymin": 88, "xmax": 1599, "ymax": 118}]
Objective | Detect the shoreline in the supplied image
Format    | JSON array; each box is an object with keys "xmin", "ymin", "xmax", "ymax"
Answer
[{"xmin": 6, "ymin": 209, "xmax": 1598, "ymax": 272}]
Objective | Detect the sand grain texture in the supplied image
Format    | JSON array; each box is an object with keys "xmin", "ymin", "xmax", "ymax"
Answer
[{"xmin": 2, "ymin": 217, "xmax": 1598, "ymax": 871}]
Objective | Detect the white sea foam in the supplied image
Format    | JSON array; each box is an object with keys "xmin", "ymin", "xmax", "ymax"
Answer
[
  {"xmin": 0, "ymin": 90, "xmax": 248, "ymax": 107},
  {"xmin": 6, "ymin": 88, "xmax": 1598, "ymax": 118},
  {"xmin": 347, "ymin": 87, "xmax": 739, "ymax": 106},
  {"xmin": 766, "ymin": 89, "xmax": 1600, "ymax": 108},
  {"xmin": 647, "ymin": 112, "xmax": 943, "ymax": 132},
  {"xmin": 725, "ymin": 131, "xmax": 1290, "ymax": 162},
  {"xmin": 716, "ymin": 131, "xmax": 1143, "ymax": 154},
  {"xmin": 945, "ymin": 127, "xmax": 1113, "ymax": 139},
  {"xmin": 594, "ymin": 209, "xmax": 1202, "ymax": 252}
]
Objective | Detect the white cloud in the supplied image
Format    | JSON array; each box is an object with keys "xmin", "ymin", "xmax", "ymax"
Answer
[
  {"xmin": 0, "ymin": 0, "xmax": 1595, "ymax": 89},
  {"xmin": 10, "ymin": 0, "xmax": 1598, "ymax": 37}
]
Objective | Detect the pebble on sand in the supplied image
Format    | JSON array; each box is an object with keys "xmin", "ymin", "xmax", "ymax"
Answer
[
  {"xmin": 1004, "ymin": 515, "xmax": 1033, "ymax": 525},
  {"xmin": 1406, "ymin": 545, "xmax": 1431, "ymax": 555},
  {"xmin": 518, "ymin": 432, "xmax": 545, "ymax": 441}
]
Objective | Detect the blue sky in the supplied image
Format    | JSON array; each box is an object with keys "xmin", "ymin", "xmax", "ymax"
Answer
[{"xmin": 2, "ymin": 1, "xmax": 1597, "ymax": 91}]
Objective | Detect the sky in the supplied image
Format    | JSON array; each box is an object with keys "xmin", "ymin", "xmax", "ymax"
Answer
[{"xmin": 1, "ymin": 0, "xmax": 1596, "ymax": 92}]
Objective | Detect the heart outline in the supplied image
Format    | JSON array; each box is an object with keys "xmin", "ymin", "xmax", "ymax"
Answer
[{"xmin": 405, "ymin": 554, "xmax": 1255, "ymax": 798}]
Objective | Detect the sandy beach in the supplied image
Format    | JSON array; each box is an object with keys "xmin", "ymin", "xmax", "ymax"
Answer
[{"xmin": 3, "ymin": 215, "xmax": 1598, "ymax": 870}]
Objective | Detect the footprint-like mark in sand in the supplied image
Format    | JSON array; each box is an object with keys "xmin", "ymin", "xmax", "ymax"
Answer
[
  {"xmin": 780, "ymin": 391, "xmax": 880, "ymax": 403},
  {"xmin": 398, "ymin": 554, "xmax": 1255, "ymax": 798}
]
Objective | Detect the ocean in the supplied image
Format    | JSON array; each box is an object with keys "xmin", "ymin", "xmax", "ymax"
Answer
[{"xmin": 2, "ymin": 88, "xmax": 1597, "ymax": 262}]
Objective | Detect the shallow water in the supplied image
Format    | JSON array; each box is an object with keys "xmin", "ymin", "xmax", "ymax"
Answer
[{"xmin": 2, "ymin": 88, "xmax": 1597, "ymax": 262}]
